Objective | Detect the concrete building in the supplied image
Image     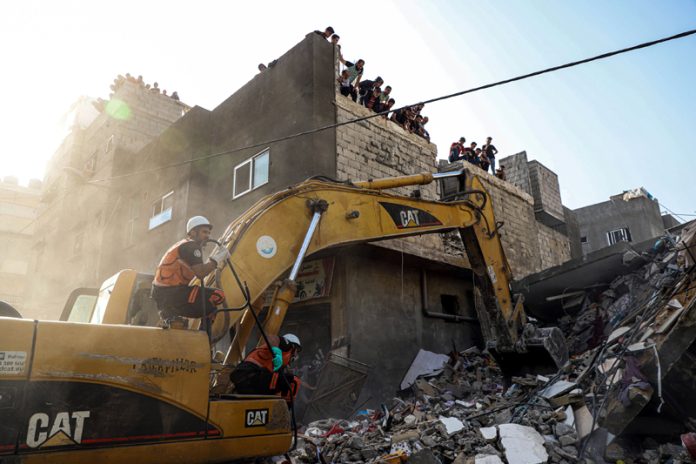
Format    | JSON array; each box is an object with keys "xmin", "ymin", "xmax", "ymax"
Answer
[
  {"xmin": 573, "ymin": 187, "xmax": 669, "ymax": 255},
  {"xmin": 28, "ymin": 81, "xmax": 189, "ymax": 318},
  {"xmin": 0, "ymin": 177, "xmax": 41, "ymax": 316},
  {"xmin": 33, "ymin": 34, "xmax": 573, "ymax": 408}
]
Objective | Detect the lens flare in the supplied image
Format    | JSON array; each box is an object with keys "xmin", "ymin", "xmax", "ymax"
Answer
[{"xmin": 105, "ymin": 99, "xmax": 132, "ymax": 120}]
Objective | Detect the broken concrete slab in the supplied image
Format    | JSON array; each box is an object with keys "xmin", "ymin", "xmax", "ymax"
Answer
[
  {"xmin": 474, "ymin": 455, "xmax": 504, "ymax": 464},
  {"xmin": 479, "ymin": 426, "xmax": 497, "ymax": 441},
  {"xmin": 401, "ymin": 349, "xmax": 450, "ymax": 390},
  {"xmin": 540, "ymin": 379, "xmax": 576, "ymax": 399},
  {"xmin": 439, "ymin": 416, "xmax": 465, "ymax": 435},
  {"xmin": 498, "ymin": 424, "xmax": 548, "ymax": 464}
]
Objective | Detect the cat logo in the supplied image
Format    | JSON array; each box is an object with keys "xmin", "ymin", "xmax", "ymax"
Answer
[
  {"xmin": 26, "ymin": 411, "xmax": 90, "ymax": 448},
  {"xmin": 379, "ymin": 202, "xmax": 443, "ymax": 229},
  {"xmin": 245, "ymin": 408, "xmax": 269, "ymax": 428}
]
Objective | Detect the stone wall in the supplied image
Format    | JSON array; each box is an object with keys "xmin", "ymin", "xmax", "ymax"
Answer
[
  {"xmin": 537, "ymin": 223, "xmax": 572, "ymax": 270},
  {"xmin": 335, "ymin": 97, "xmax": 437, "ymax": 198},
  {"xmin": 334, "ymin": 97, "xmax": 462, "ymax": 265}
]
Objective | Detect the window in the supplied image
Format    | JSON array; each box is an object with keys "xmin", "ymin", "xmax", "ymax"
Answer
[
  {"xmin": 607, "ymin": 227, "xmax": 631, "ymax": 245},
  {"xmin": 233, "ymin": 149, "xmax": 270, "ymax": 199},
  {"xmin": 440, "ymin": 294, "xmax": 460, "ymax": 316},
  {"xmin": 149, "ymin": 191, "xmax": 173, "ymax": 230},
  {"xmin": 66, "ymin": 294, "xmax": 98, "ymax": 323},
  {"xmin": 580, "ymin": 236, "xmax": 588, "ymax": 245}
]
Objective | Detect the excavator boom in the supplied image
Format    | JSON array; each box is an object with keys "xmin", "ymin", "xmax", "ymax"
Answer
[{"xmin": 210, "ymin": 170, "xmax": 567, "ymax": 380}]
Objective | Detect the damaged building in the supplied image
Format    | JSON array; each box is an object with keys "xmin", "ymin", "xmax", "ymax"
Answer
[
  {"xmin": 30, "ymin": 33, "xmax": 575, "ymax": 414},
  {"xmin": 288, "ymin": 218, "xmax": 696, "ymax": 464}
]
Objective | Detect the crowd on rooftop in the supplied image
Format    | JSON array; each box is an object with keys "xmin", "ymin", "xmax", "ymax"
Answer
[
  {"xmin": 449, "ymin": 136, "xmax": 506, "ymax": 180},
  {"xmin": 298, "ymin": 27, "xmax": 429, "ymax": 142},
  {"xmin": 260, "ymin": 27, "xmax": 510, "ymax": 180},
  {"xmin": 112, "ymin": 74, "xmax": 181, "ymax": 101}
]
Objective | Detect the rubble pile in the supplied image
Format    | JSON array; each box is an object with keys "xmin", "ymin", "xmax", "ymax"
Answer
[
  {"xmin": 287, "ymin": 226, "xmax": 696, "ymax": 463},
  {"xmin": 292, "ymin": 348, "xmax": 588, "ymax": 463},
  {"xmin": 559, "ymin": 233, "xmax": 689, "ymax": 356}
]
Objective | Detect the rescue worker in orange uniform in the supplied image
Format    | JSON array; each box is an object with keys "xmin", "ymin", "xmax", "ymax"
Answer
[
  {"xmin": 231, "ymin": 334, "xmax": 302, "ymax": 401},
  {"xmin": 151, "ymin": 216, "xmax": 230, "ymax": 321}
]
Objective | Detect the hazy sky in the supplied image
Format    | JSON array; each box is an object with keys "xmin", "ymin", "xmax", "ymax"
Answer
[{"xmin": 1, "ymin": 1, "xmax": 694, "ymax": 219}]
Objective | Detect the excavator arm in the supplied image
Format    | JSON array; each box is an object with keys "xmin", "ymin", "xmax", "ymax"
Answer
[{"xmin": 207, "ymin": 169, "xmax": 567, "ymax": 382}]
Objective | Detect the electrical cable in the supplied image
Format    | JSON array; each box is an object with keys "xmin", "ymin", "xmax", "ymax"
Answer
[{"xmin": 85, "ymin": 28, "xmax": 696, "ymax": 185}]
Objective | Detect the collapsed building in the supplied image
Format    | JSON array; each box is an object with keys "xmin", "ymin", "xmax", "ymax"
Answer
[{"xmin": 289, "ymin": 221, "xmax": 696, "ymax": 464}]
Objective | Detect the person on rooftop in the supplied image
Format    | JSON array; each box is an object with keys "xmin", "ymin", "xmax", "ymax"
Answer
[
  {"xmin": 344, "ymin": 59, "xmax": 365, "ymax": 89},
  {"xmin": 331, "ymin": 34, "xmax": 345, "ymax": 64},
  {"xmin": 381, "ymin": 98, "xmax": 396, "ymax": 118},
  {"xmin": 482, "ymin": 137, "xmax": 498, "ymax": 174},
  {"xmin": 359, "ymin": 76, "xmax": 383, "ymax": 105},
  {"xmin": 314, "ymin": 26, "xmax": 335, "ymax": 40},
  {"xmin": 449, "ymin": 137, "xmax": 466, "ymax": 162},
  {"xmin": 338, "ymin": 69, "xmax": 357, "ymax": 101}
]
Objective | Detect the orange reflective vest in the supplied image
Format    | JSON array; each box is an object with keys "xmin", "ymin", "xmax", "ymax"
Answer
[
  {"xmin": 154, "ymin": 239, "xmax": 196, "ymax": 287},
  {"xmin": 245, "ymin": 346, "xmax": 292, "ymax": 372}
]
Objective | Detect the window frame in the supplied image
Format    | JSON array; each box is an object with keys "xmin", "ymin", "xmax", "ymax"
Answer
[
  {"xmin": 232, "ymin": 148, "xmax": 270, "ymax": 199},
  {"xmin": 606, "ymin": 227, "xmax": 631, "ymax": 246},
  {"xmin": 149, "ymin": 190, "xmax": 174, "ymax": 230}
]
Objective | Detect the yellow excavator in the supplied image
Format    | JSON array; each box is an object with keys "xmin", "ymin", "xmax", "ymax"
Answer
[{"xmin": 0, "ymin": 169, "xmax": 567, "ymax": 463}]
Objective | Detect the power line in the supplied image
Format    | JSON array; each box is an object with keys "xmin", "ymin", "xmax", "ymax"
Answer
[
  {"xmin": 74, "ymin": 27, "xmax": 690, "ymax": 184},
  {"xmin": 659, "ymin": 202, "xmax": 692, "ymax": 223}
]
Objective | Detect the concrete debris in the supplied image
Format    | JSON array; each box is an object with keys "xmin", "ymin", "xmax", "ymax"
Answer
[
  {"xmin": 287, "ymin": 231, "xmax": 696, "ymax": 463},
  {"xmin": 401, "ymin": 349, "xmax": 450, "ymax": 390},
  {"xmin": 439, "ymin": 416, "xmax": 465, "ymax": 435},
  {"xmin": 479, "ymin": 426, "xmax": 497, "ymax": 441},
  {"xmin": 498, "ymin": 424, "xmax": 548, "ymax": 464},
  {"xmin": 474, "ymin": 455, "xmax": 504, "ymax": 464}
]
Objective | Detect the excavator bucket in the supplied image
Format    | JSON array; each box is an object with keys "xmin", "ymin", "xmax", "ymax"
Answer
[{"xmin": 489, "ymin": 326, "xmax": 569, "ymax": 380}]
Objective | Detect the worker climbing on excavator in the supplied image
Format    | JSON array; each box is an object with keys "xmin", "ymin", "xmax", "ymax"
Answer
[
  {"xmin": 231, "ymin": 333, "xmax": 302, "ymax": 401},
  {"xmin": 151, "ymin": 215, "xmax": 229, "ymax": 323}
]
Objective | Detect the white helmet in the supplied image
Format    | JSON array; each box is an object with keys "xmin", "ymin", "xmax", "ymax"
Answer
[
  {"xmin": 282, "ymin": 333, "xmax": 301, "ymax": 350},
  {"xmin": 186, "ymin": 216, "xmax": 211, "ymax": 234}
]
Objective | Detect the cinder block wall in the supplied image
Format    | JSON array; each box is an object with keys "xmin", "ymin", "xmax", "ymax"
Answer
[
  {"xmin": 471, "ymin": 170, "xmax": 543, "ymax": 277},
  {"xmin": 335, "ymin": 98, "xmax": 437, "ymax": 198},
  {"xmin": 528, "ymin": 160, "xmax": 564, "ymax": 224},
  {"xmin": 334, "ymin": 98, "xmax": 463, "ymax": 265},
  {"xmin": 439, "ymin": 161, "xmax": 572, "ymax": 278},
  {"xmin": 537, "ymin": 224, "xmax": 572, "ymax": 269},
  {"xmin": 499, "ymin": 151, "xmax": 532, "ymax": 195}
]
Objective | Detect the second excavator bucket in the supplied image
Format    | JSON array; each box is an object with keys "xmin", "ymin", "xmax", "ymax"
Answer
[{"xmin": 489, "ymin": 325, "xmax": 569, "ymax": 381}]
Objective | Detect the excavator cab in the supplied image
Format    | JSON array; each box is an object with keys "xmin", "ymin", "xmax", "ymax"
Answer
[{"xmin": 59, "ymin": 270, "xmax": 160, "ymax": 327}]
